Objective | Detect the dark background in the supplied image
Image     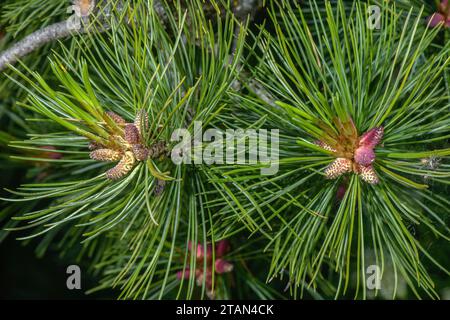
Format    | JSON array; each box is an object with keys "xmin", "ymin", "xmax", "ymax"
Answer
[{"xmin": 0, "ymin": 236, "xmax": 116, "ymax": 299}]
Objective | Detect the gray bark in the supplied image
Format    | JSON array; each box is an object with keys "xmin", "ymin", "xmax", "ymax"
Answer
[{"xmin": 0, "ymin": 21, "xmax": 82, "ymax": 71}]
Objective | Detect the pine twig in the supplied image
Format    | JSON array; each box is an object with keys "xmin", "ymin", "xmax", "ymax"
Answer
[
  {"xmin": 0, "ymin": 0, "xmax": 167, "ymax": 72},
  {"xmin": 0, "ymin": 21, "xmax": 88, "ymax": 71},
  {"xmin": 232, "ymin": 0, "xmax": 261, "ymax": 53},
  {"xmin": 230, "ymin": 1, "xmax": 276, "ymax": 107},
  {"xmin": 0, "ymin": 1, "xmax": 260, "ymax": 72}
]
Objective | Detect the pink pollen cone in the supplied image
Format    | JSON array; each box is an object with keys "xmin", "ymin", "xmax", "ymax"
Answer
[
  {"xmin": 196, "ymin": 269, "xmax": 213, "ymax": 289},
  {"xmin": 358, "ymin": 126, "xmax": 384, "ymax": 148},
  {"xmin": 427, "ymin": 0, "xmax": 450, "ymax": 28},
  {"xmin": 176, "ymin": 269, "xmax": 191, "ymax": 280},
  {"xmin": 427, "ymin": 13, "xmax": 447, "ymax": 27},
  {"xmin": 215, "ymin": 240, "xmax": 230, "ymax": 257},
  {"xmin": 354, "ymin": 146, "xmax": 376, "ymax": 166},
  {"xmin": 215, "ymin": 259, "xmax": 234, "ymax": 274}
]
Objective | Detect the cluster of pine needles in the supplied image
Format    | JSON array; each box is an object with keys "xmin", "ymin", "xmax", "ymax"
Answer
[{"xmin": 0, "ymin": 0, "xmax": 449, "ymax": 299}]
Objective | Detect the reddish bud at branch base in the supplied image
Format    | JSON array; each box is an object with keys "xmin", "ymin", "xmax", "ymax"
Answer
[
  {"xmin": 337, "ymin": 183, "xmax": 347, "ymax": 201},
  {"xmin": 39, "ymin": 146, "xmax": 63, "ymax": 159}
]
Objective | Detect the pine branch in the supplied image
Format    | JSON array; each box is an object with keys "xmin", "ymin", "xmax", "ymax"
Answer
[
  {"xmin": 0, "ymin": 21, "xmax": 86, "ymax": 71},
  {"xmin": 0, "ymin": 0, "xmax": 169, "ymax": 71},
  {"xmin": 230, "ymin": 1, "xmax": 276, "ymax": 105},
  {"xmin": 0, "ymin": 0, "xmax": 262, "ymax": 72},
  {"xmin": 232, "ymin": 0, "xmax": 261, "ymax": 46},
  {"xmin": 235, "ymin": 0, "xmax": 259, "ymax": 19}
]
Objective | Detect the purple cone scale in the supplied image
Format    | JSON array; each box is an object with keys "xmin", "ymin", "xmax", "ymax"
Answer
[
  {"xmin": 358, "ymin": 126, "xmax": 384, "ymax": 148},
  {"xmin": 354, "ymin": 146, "xmax": 376, "ymax": 166}
]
